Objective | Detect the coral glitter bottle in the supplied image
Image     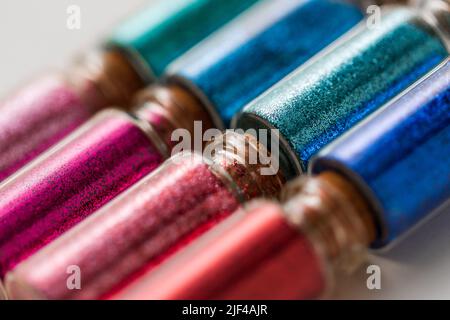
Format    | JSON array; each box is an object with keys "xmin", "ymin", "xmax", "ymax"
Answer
[
  {"xmin": 0, "ymin": 0, "xmax": 258, "ymax": 182},
  {"xmin": 5, "ymin": 132, "xmax": 284, "ymax": 300}
]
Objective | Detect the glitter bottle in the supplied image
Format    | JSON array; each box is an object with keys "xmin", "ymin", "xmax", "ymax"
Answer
[
  {"xmin": 0, "ymin": 84, "xmax": 214, "ymax": 277},
  {"xmin": 234, "ymin": 3, "xmax": 449, "ymax": 178},
  {"xmin": 5, "ymin": 132, "xmax": 284, "ymax": 300},
  {"xmin": 100, "ymin": 61, "xmax": 449, "ymax": 299},
  {"xmin": 0, "ymin": 0, "xmax": 256, "ymax": 182}
]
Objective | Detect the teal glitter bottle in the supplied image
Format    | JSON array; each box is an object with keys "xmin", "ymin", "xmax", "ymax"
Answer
[
  {"xmin": 108, "ymin": 0, "xmax": 260, "ymax": 80},
  {"xmin": 312, "ymin": 59, "xmax": 450, "ymax": 247},
  {"xmin": 234, "ymin": 4, "xmax": 449, "ymax": 179}
]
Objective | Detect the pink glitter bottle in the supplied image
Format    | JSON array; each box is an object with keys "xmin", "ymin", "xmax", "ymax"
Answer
[
  {"xmin": 0, "ymin": 84, "xmax": 214, "ymax": 276},
  {"xmin": 112, "ymin": 172, "xmax": 376, "ymax": 300},
  {"xmin": 5, "ymin": 132, "xmax": 284, "ymax": 299},
  {"xmin": 0, "ymin": 50, "xmax": 145, "ymax": 182}
]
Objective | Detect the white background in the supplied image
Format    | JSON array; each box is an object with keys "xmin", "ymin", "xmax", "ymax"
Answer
[{"xmin": 1, "ymin": 0, "xmax": 449, "ymax": 299}]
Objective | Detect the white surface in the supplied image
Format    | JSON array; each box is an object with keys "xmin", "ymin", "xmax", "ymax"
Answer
[
  {"xmin": 335, "ymin": 203, "xmax": 450, "ymax": 299},
  {"xmin": 1, "ymin": 0, "xmax": 449, "ymax": 300},
  {"xmin": 0, "ymin": 0, "xmax": 147, "ymax": 96}
]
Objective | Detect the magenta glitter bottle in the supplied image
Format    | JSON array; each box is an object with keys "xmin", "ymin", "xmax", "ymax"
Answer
[{"xmin": 0, "ymin": 84, "xmax": 214, "ymax": 277}]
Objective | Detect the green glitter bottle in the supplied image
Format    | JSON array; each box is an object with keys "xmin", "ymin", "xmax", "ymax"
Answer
[{"xmin": 108, "ymin": 0, "xmax": 260, "ymax": 80}]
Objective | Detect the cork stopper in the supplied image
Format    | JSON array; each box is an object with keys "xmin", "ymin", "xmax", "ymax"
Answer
[
  {"xmin": 208, "ymin": 131, "xmax": 286, "ymax": 201},
  {"xmin": 281, "ymin": 172, "xmax": 376, "ymax": 274},
  {"xmin": 132, "ymin": 83, "xmax": 215, "ymax": 153},
  {"xmin": 69, "ymin": 48, "xmax": 145, "ymax": 111}
]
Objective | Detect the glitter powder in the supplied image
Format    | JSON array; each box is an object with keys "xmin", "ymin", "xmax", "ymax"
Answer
[
  {"xmin": 236, "ymin": 7, "xmax": 448, "ymax": 174},
  {"xmin": 0, "ymin": 76, "xmax": 93, "ymax": 182},
  {"xmin": 111, "ymin": 201, "xmax": 325, "ymax": 300},
  {"xmin": 0, "ymin": 110, "xmax": 164, "ymax": 276},
  {"xmin": 167, "ymin": 0, "xmax": 364, "ymax": 125},
  {"xmin": 312, "ymin": 60, "xmax": 450, "ymax": 247},
  {"xmin": 109, "ymin": 0, "xmax": 259, "ymax": 78},
  {"xmin": 5, "ymin": 153, "xmax": 241, "ymax": 299}
]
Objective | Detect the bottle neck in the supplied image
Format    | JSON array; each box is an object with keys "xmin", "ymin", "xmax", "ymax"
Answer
[
  {"xmin": 207, "ymin": 132, "xmax": 286, "ymax": 202},
  {"xmin": 281, "ymin": 172, "xmax": 376, "ymax": 274},
  {"xmin": 69, "ymin": 48, "xmax": 145, "ymax": 111},
  {"xmin": 414, "ymin": 0, "xmax": 450, "ymax": 51},
  {"xmin": 0, "ymin": 280, "xmax": 7, "ymax": 300},
  {"xmin": 132, "ymin": 83, "xmax": 216, "ymax": 153}
]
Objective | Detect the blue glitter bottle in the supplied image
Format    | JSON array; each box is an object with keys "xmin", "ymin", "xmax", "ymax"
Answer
[
  {"xmin": 165, "ymin": 0, "xmax": 365, "ymax": 127},
  {"xmin": 312, "ymin": 59, "xmax": 450, "ymax": 247},
  {"xmin": 234, "ymin": 4, "xmax": 449, "ymax": 178}
]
